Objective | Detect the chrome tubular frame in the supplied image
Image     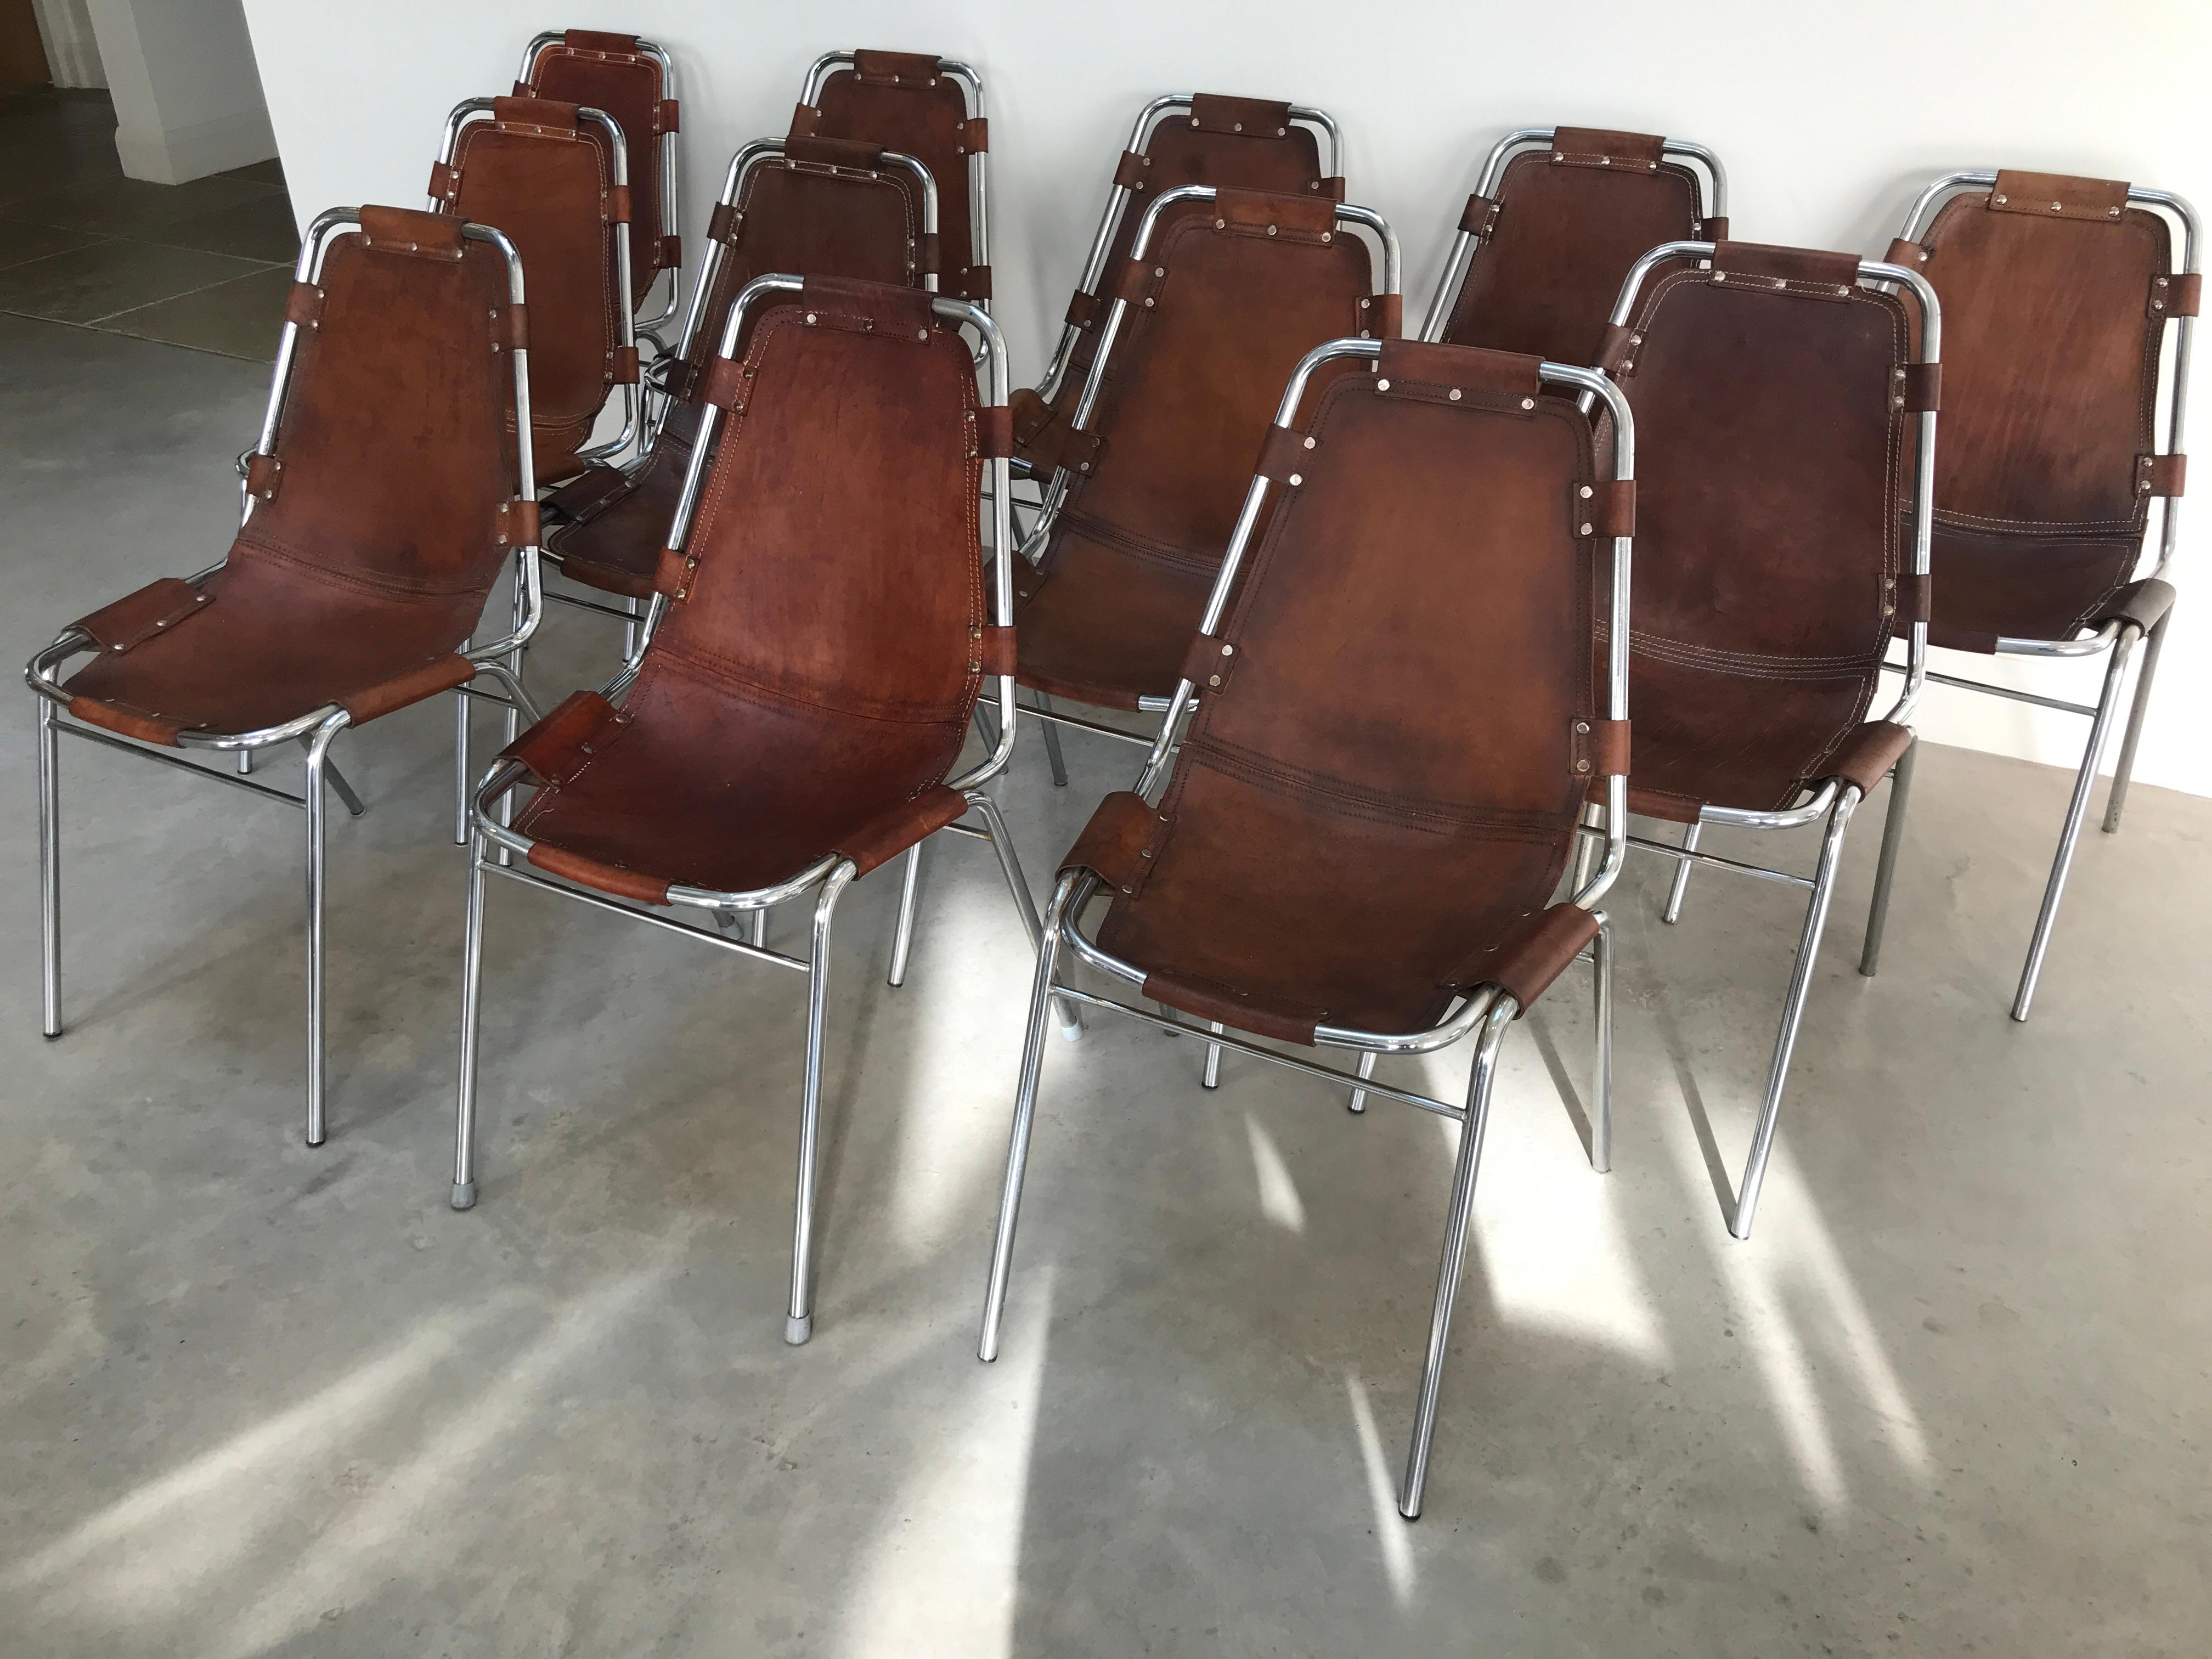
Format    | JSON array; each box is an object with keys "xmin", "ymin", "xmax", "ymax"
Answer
[
  {"xmin": 1032, "ymin": 93, "xmax": 1345, "ymax": 405},
  {"xmin": 1417, "ymin": 128, "xmax": 1729, "ymax": 343},
  {"xmin": 977, "ymin": 340, "xmax": 1635, "ymax": 1520},
  {"xmin": 437, "ymin": 98, "xmax": 640, "ymax": 466},
  {"xmin": 1866, "ymin": 173, "xmax": 2198, "ymax": 1020},
  {"xmin": 517, "ymin": 31, "xmax": 684, "ymax": 335},
  {"xmin": 452, "ymin": 279, "xmax": 1067, "ymax": 1345},
  {"xmin": 25, "ymin": 208, "xmax": 544, "ymax": 1147},
  {"xmin": 802, "ymin": 50, "xmax": 990, "ymax": 316},
  {"xmin": 1600, "ymin": 245, "xmax": 1939, "ymax": 1238}
]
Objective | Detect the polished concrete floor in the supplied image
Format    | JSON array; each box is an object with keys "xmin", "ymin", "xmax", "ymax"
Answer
[{"xmin": 4, "ymin": 270, "xmax": 2211, "ymax": 1655}]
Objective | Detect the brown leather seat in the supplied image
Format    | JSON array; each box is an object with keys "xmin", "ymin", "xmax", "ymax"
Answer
[
  {"xmin": 1015, "ymin": 187, "xmax": 1387, "ymax": 712},
  {"xmin": 515, "ymin": 29, "xmax": 680, "ymax": 317},
  {"xmin": 1888, "ymin": 171, "xmax": 2185, "ymax": 648},
  {"xmin": 543, "ymin": 136, "xmax": 934, "ymax": 599},
  {"xmin": 502, "ymin": 278, "xmax": 1001, "ymax": 905},
  {"xmin": 430, "ymin": 96, "xmax": 634, "ymax": 484},
  {"xmin": 1066, "ymin": 340, "xmax": 1616, "ymax": 1037},
  {"xmin": 1438, "ymin": 127, "xmax": 1720, "ymax": 365},
  {"xmin": 794, "ymin": 49, "xmax": 984, "ymax": 302},
  {"xmin": 1598, "ymin": 241, "xmax": 1921, "ymax": 819},
  {"xmin": 64, "ymin": 207, "xmax": 531, "ymax": 746},
  {"xmin": 1013, "ymin": 93, "xmax": 1344, "ymax": 471}
]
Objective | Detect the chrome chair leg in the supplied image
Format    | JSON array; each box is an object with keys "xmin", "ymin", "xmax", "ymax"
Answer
[
  {"xmin": 453, "ymin": 678, "xmax": 471, "ymax": 845},
  {"xmin": 969, "ymin": 790, "xmax": 1081, "ymax": 1039},
  {"xmin": 452, "ymin": 833, "xmax": 489, "ymax": 1209},
  {"xmin": 2102, "ymin": 606, "xmax": 2168, "ymax": 834},
  {"xmin": 974, "ymin": 699, "xmax": 1001, "ymax": 752},
  {"xmin": 1347, "ymin": 1049, "xmax": 1376, "ymax": 1114},
  {"xmin": 298, "ymin": 735, "xmax": 365, "ymax": 816},
  {"xmin": 1859, "ymin": 737, "xmax": 1917, "ymax": 977},
  {"xmin": 1592, "ymin": 913, "xmax": 1613, "ymax": 1173},
  {"xmin": 302, "ymin": 718, "xmax": 345, "ymax": 1147},
  {"xmin": 1201, "ymin": 1023, "xmax": 1223, "ymax": 1088},
  {"xmin": 237, "ymin": 749, "xmax": 254, "ymax": 775},
  {"xmin": 979, "ymin": 874, "xmax": 1077, "ymax": 1362},
  {"xmin": 37, "ymin": 698, "xmax": 61, "ymax": 1040},
  {"xmin": 1399, "ymin": 994, "xmax": 1516, "ymax": 1520},
  {"xmin": 623, "ymin": 594, "xmax": 642, "ymax": 660},
  {"xmin": 787, "ymin": 861, "xmax": 857, "ymax": 1346},
  {"xmin": 1570, "ymin": 802, "xmax": 1600, "ymax": 891},
  {"xmin": 887, "ymin": 843, "xmax": 923, "ymax": 988},
  {"xmin": 1661, "ymin": 822, "xmax": 1700, "ymax": 923},
  {"xmin": 749, "ymin": 906, "xmax": 766, "ymax": 948},
  {"xmin": 1034, "ymin": 691, "xmax": 1069, "ymax": 788},
  {"xmin": 1732, "ymin": 787, "xmax": 1861, "ymax": 1240},
  {"xmin": 2015, "ymin": 626, "xmax": 2139, "ymax": 1022}
]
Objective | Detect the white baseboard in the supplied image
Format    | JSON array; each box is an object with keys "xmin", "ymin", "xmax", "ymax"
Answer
[{"xmin": 114, "ymin": 106, "xmax": 277, "ymax": 184}]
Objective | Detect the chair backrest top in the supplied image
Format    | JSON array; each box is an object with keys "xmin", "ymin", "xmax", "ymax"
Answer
[
  {"xmin": 1443, "ymin": 128, "xmax": 1711, "ymax": 365},
  {"xmin": 520, "ymin": 32, "xmax": 673, "ymax": 290},
  {"xmin": 1604, "ymin": 241, "xmax": 1915, "ymax": 812},
  {"xmin": 244, "ymin": 207, "xmax": 519, "ymax": 602}
]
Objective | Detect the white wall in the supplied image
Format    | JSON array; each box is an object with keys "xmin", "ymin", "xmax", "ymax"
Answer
[
  {"xmin": 30, "ymin": 0, "xmax": 104, "ymax": 88},
  {"xmin": 240, "ymin": 0, "xmax": 2209, "ymax": 798},
  {"xmin": 91, "ymin": 0, "xmax": 274, "ymax": 182}
]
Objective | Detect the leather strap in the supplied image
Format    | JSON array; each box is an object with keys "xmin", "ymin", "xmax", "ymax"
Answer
[
  {"xmin": 66, "ymin": 696, "xmax": 183, "ymax": 747},
  {"xmin": 963, "ymin": 117, "xmax": 988, "ymax": 153},
  {"xmin": 339, "ymin": 653, "xmax": 475, "ymax": 726},
  {"xmin": 1254, "ymin": 422, "xmax": 1317, "ymax": 484},
  {"xmin": 1065, "ymin": 289, "xmax": 1100, "ymax": 330},
  {"xmin": 1060, "ymin": 790, "xmax": 1167, "ymax": 896},
  {"xmin": 563, "ymin": 27, "xmax": 638, "ymax": 52},
  {"xmin": 606, "ymin": 184, "xmax": 632, "ymax": 225},
  {"xmin": 1142, "ymin": 969, "xmax": 1322, "ymax": 1045},
  {"xmin": 426, "ymin": 160, "xmax": 459, "ymax": 204},
  {"xmin": 699, "ymin": 357, "xmax": 747, "ymax": 412},
  {"xmin": 1549, "ymin": 127, "xmax": 1666, "ymax": 171},
  {"xmin": 1445, "ymin": 904, "xmax": 1600, "ymax": 1015},
  {"xmin": 495, "ymin": 499, "xmax": 540, "ymax": 548},
  {"xmin": 959, "ymin": 264, "xmax": 992, "ymax": 300},
  {"xmin": 360, "ymin": 204, "xmax": 465, "ymax": 256},
  {"xmin": 1823, "ymin": 721, "xmax": 1914, "ymax": 795},
  {"xmin": 610, "ymin": 345, "xmax": 640, "ymax": 384},
  {"xmin": 1901, "ymin": 362, "xmax": 1942, "ymax": 411},
  {"xmin": 834, "ymin": 785, "xmax": 970, "ymax": 876},
  {"xmin": 853, "ymin": 48, "xmax": 939, "ymax": 83},
  {"xmin": 1377, "ymin": 338, "xmax": 1544, "ymax": 404},
  {"xmin": 1213, "ymin": 187, "xmax": 1336, "ymax": 239},
  {"xmin": 977, "ymin": 624, "xmax": 1018, "ymax": 676},
  {"xmin": 787, "ymin": 133, "xmax": 883, "ymax": 169},
  {"xmin": 1574, "ymin": 719, "xmax": 1630, "ymax": 778},
  {"xmin": 659, "ymin": 99, "xmax": 679, "ymax": 134},
  {"xmin": 1113, "ymin": 149, "xmax": 1153, "ymax": 191},
  {"xmin": 1459, "ymin": 193, "xmax": 1500, "ymax": 237},
  {"xmin": 245, "ymin": 452, "xmax": 283, "ymax": 501},
  {"xmin": 495, "ymin": 302, "xmax": 528, "ymax": 350},
  {"xmin": 1712, "ymin": 241, "xmax": 1860, "ymax": 292},
  {"xmin": 500, "ymin": 691, "xmax": 623, "ymax": 784},
  {"xmin": 1894, "ymin": 571, "xmax": 1932, "ymax": 623},
  {"xmin": 1182, "ymin": 633, "xmax": 1242, "ymax": 693},
  {"xmin": 1584, "ymin": 478, "xmax": 1635, "ymax": 538},
  {"xmin": 2138, "ymin": 453, "xmax": 2187, "ymax": 498},
  {"xmin": 800, "ymin": 273, "xmax": 936, "ymax": 336},
  {"xmin": 489, "ymin": 95, "xmax": 577, "ymax": 131},
  {"xmin": 976, "ymin": 405, "xmax": 1014, "ymax": 459},
  {"xmin": 1368, "ymin": 294, "xmax": 1402, "ymax": 338},
  {"xmin": 1188, "ymin": 93, "xmax": 1293, "ymax": 137},
  {"xmin": 528, "ymin": 842, "xmax": 670, "ymax": 905},
  {"xmin": 284, "ymin": 281, "xmax": 325, "ymax": 330},
  {"xmin": 1989, "ymin": 170, "xmax": 2129, "ymax": 223},
  {"xmin": 2091, "ymin": 577, "xmax": 2178, "ymax": 635},
  {"xmin": 2160, "ymin": 273, "xmax": 2201, "ymax": 318},
  {"xmin": 73, "ymin": 577, "xmax": 210, "ymax": 654}
]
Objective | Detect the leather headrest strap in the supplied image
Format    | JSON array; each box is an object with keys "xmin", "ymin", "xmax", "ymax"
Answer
[
  {"xmin": 563, "ymin": 28, "xmax": 639, "ymax": 53},
  {"xmin": 1211, "ymin": 187, "xmax": 1338, "ymax": 239},
  {"xmin": 1711, "ymin": 240, "xmax": 1862, "ymax": 296},
  {"xmin": 1188, "ymin": 93, "xmax": 1294, "ymax": 137},
  {"xmin": 358, "ymin": 205, "xmax": 467, "ymax": 258},
  {"xmin": 1376, "ymin": 339, "xmax": 1545, "ymax": 407},
  {"xmin": 853, "ymin": 48, "xmax": 941, "ymax": 84},
  {"xmin": 785, "ymin": 134, "xmax": 886, "ymax": 169},
  {"xmin": 1989, "ymin": 170, "xmax": 2130, "ymax": 223},
  {"xmin": 490, "ymin": 95, "xmax": 579, "ymax": 131},
  {"xmin": 1549, "ymin": 127, "xmax": 1667, "ymax": 171},
  {"xmin": 800, "ymin": 274, "xmax": 938, "ymax": 337}
]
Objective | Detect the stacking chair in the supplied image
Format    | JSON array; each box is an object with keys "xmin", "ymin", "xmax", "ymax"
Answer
[
  {"xmin": 1592, "ymin": 240, "xmax": 1940, "ymax": 1240},
  {"xmin": 515, "ymin": 28, "xmax": 684, "ymax": 337},
  {"xmin": 1861, "ymin": 171, "xmax": 2197, "ymax": 1019},
  {"xmin": 1419, "ymin": 126, "xmax": 1725, "ymax": 363},
  {"xmin": 536, "ymin": 135, "xmax": 938, "ymax": 618},
  {"xmin": 430, "ymin": 95, "xmax": 639, "ymax": 484},
  {"xmin": 976, "ymin": 336, "xmax": 1637, "ymax": 1521},
  {"xmin": 1012, "ymin": 93, "xmax": 1346, "ymax": 475},
  {"xmin": 1008, "ymin": 185, "xmax": 1397, "ymax": 752},
  {"xmin": 454, "ymin": 275, "xmax": 1070, "ymax": 1348},
  {"xmin": 792, "ymin": 49, "xmax": 990, "ymax": 308},
  {"xmin": 26, "ymin": 206, "xmax": 543, "ymax": 1146}
]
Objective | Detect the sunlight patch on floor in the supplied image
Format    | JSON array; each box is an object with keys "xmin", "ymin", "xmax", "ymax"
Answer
[{"xmin": 1345, "ymin": 1375, "xmax": 1417, "ymax": 1605}]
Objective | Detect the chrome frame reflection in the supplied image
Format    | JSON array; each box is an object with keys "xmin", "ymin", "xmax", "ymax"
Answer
[
  {"xmin": 975, "ymin": 338, "xmax": 1637, "ymax": 1522},
  {"xmin": 25, "ymin": 208, "xmax": 545, "ymax": 1148}
]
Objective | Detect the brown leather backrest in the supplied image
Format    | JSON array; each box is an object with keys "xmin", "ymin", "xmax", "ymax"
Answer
[
  {"xmin": 681, "ymin": 153, "xmax": 925, "ymax": 384},
  {"xmin": 1094, "ymin": 343, "xmax": 1605, "ymax": 1033},
  {"xmin": 1057, "ymin": 189, "xmax": 1378, "ymax": 577},
  {"xmin": 647, "ymin": 278, "xmax": 985, "ymax": 747},
  {"xmin": 521, "ymin": 32, "xmax": 670, "ymax": 294},
  {"xmin": 1916, "ymin": 177, "xmax": 2165, "ymax": 535},
  {"xmin": 441, "ymin": 104, "xmax": 618, "ymax": 443},
  {"xmin": 1444, "ymin": 131, "xmax": 1707, "ymax": 365},
  {"xmin": 239, "ymin": 208, "xmax": 518, "ymax": 600},
  {"xmin": 799, "ymin": 52, "xmax": 980, "ymax": 298},
  {"xmin": 1608, "ymin": 244, "xmax": 1912, "ymax": 814}
]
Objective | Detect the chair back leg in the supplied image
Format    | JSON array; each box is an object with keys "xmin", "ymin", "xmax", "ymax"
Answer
[
  {"xmin": 1398, "ymin": 994, "xmax": 1516, "ymax": 1520},
  {"xmin": 1731, "ymin": 787, "xmax": 1861, "ymax": 1239},
  {"xmin": 887, "ymin": 843, "xmax": 923, "ymax": 987},
  {"xmin": 1662, "ymin": 822, "xmax": 1701, "ymax": 923},
  {"xmin": 2014, "ymin": 627, "xmax": 2140, "ymax": 1022},
  {"xmin": 1858, "ymin": 736, "xmax": 1918, "ymax": 977},
  {"xmin": 451, "ymin": 832, "xmax": 491, "ymax": 1209},
  {"xmin": 2101, "ymin": 608, "xmax": 2169, "ymax": 834},
  {"xmin": 1592, "ymin": 914, "xmax": 1615, "ymax": 1173},
  {"xmin": 301, "ymin": 718, "xmax": 345, "ymax": 1147},
  {"xmin": 787, "ymin": 861, "xmax": 857, "ymax": 1346},
  {"xmin": 37, "ymin": 698, "xmax": 61, "ymax": 1040},
  {"xmin": 1347, "ymin": 1049, "xmax": 1376, "ymax": 1114}
]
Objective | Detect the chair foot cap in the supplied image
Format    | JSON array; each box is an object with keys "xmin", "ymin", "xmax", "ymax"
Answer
[
  {"xmin": 785, "ymin": 1314, "xmax": 812, "ymax": 1346},
  {"xmin": 451, "ymin": 1181, "xmax": 477, "ymax": 1210}
]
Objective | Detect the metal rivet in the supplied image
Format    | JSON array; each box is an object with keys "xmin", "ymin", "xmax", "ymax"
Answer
[
  {"xmin": 2051, "ymin": 201, "xmax": 2063, "ymax": 212},
  {"xmin": 1206, "ymin": 675, "xmax": 1220, "ymax": 687},
  {"xmin": 1894, "ymin": 367, "xmax": 1907, "ymax": 380},
  {"xmin": 1143, "ymin": 298, "xmax": 1155, "ymax": 308},
  {"xmin": 1376, "ymin": 378, "xmax": 1390, "ymax": 391},
  {"xmin": 1599, "ymin": 156, "xmax": 1611, "ymax": 166},
  {"xmin": 1521, "ymin": 397, "xmax": 1536, "ymax": 410},
  {"xmin": 1712, "ymin": 271, "xmax": 1726, "ymax": 283},
  {"xmin": 674, "ymin": 588, "xmax": 687, "ymax": 599},
  {"xmin": 1893, "ymin": 396, "xmax": 1905, "ymax": 408},
  {"xmin": 2156, "ymin": 277, "xmax": 2169, "ymax": 287},
  {"xmin": 1154, "ymin": 266, "xmax": 1164, "ymax": 277},
  {"xmin": 2153, "ymin": 300, "xmax": 2165, "ymax": 311},
  {"xmin": 1221, "ymin": 644, "xmax": 1235, "ymax": 656},
  {"xmin": 917, "ymin": 329, "xmax": 929, "ymax": 341},
  {"xmin": 1288, "ymin": 473, "xmax": 1302, "ymax": 486},
  {"xmin": 1579, "ymin": 522, "xmax": 1593, "ymax": 535},
  {"xmin": 1772, "ymin": 277, "xmax": 1787, "ymax": 290},
  {"xmin": 1141, "ymin": 846, "xmax": 1155, "ymax": 855},
  {"xmin": 1576, "ymin": 760, "xmax": 1591, "ymax": 772},
  {"xmin": 1629, "ymin": 333, "xmax": 1642, "ymax": 346},
  {"xmin": 1190, "ymin": 117, "xmax": 1200, "ymax": 127},
  {"xmin": 1576, "ymin": 721, "xmax": 1590, "ymax": 733},
  {"xmin": 2109, "ymin": 206, "xmax": 2123, "ymax": 218},
  {"xmin": 1232, "ymin": 122, "xmax": 1244, "ymax": 133},
  {"xmin": 1215, "ymin": 219, "xmax": 1226, "ymax": 230},
  {"xmin": 1579, "ymin": 484, "xmax": 1594, "ymax": 499},
  {"xmin": 1302, "ymin": 436, "xmax": 1314, "ymax": 449},
  {"xmin": 805, "ymin": 312, "xmax": 816, "ymax": 324},
  {"xmin": 1321, "ymin": 232, "xmax": 1331, "ymax": 242},
  {"xmin": 1994, "ymin": 194, "xmax": 2007, "ymax": 205},
  {"xmin": 1266, "ymin": 225, "xmax": 1278, "ymax": 236},
  {"xmin": 1448, "ymin": 388, "xmax": 1462, "ymax": 402}
]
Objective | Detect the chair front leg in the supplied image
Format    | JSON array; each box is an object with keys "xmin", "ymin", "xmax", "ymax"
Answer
[
  {"xmin": 452, "ymin": 663, "xmax": 472, "ymax": 847},
  {"xmin": 887, "ymin": 843, "xmax": 923, "ymax": 988},
  {"xmin": 1731, "ymin": 786, "xmax": 1861, "ymax": 1240},
  {"xmin": 1347, "ymin": 1050, "xmax": 1376, "ymax": 1114},
  {"xmin": 301, "ymin": 715, "xmax": 348, "ymax": 1147},
  {"xmin": 979, "ymin": 872, "xmax": 1079, "ymax": 1362},
  {"xmin": 1399, "ymin": 993, "xmax": 1517, "ymax": 1521},
  {"xmin": 1591, "ymin": 912, "xmax": 1613, "ymax": 1173},
  {"xmin": 1201, "ymin": 1023, "xmax": 1224, "ymax": 1088},
  {"xmin": 2102, "ymin": 606, "xmax": 2169, "ymax": 834},
  {"xmin": 1858, "ymin": 736, "xmax": 1917, "ymax": 977},
  {"xmin": 1662, "ymin": 822, "xmax": 1700, "ymax": 923},
  {"xmin": 451, "ymin": 831, "xmax": 490, "ymax": 1209},
  {"xmin": 2014, "ymin": 627, "xmax": 2139, "ymax": 1022},
  {"xmin": 788, "ymin": 860, "xmax": 857, "ymax": 1346},
  {"xmin": 37, "ymin": 697, "xmax": 61, "ymax": 1040}
]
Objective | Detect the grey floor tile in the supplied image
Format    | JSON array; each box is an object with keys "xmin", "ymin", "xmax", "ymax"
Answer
[
  {"xmin": 93, "ymin": 262, "xmax": 294, "ymax": 360},
  {"xmin": 0, "ymin": 222, "xmax": 106, "ymax": 271},
  {"xmin": 0, "ymin": 238, "xmax": 266, "ymax": 324},
  {"xmin": 1, "ymin": 170, "xmax": 278, "ymax": 236},
  {"xmin": 142, "ymin": 190, "xmax": 301, "ymax": 262}
]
